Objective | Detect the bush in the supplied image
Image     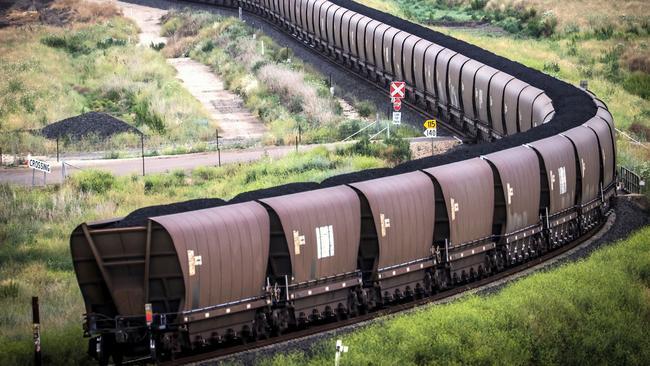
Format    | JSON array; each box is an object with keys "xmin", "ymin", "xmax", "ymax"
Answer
[
  {"xmin": 543, "ymin": 61, "xmax": 561, "ymax": 74},
  {"xmin": 622, "ymin": 72, "xmax": 650, "ymax": 100},
  {"xmin": 70, "ymin": 170, "xmax": 116, "ymax": 194},
  {"xmin": 629, "ymin": 122, "xmax": 650, "ymax": 141},
  {"xmin": 355, "ymin": 100, "xmax": 376, "ymax": 118}
]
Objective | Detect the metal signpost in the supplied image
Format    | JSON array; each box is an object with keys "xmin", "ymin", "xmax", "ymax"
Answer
[
  {"xmin": 424, "ymin": 119, "xmax": 438, "ymax": 155},
  {"xmin": 389, "ymin": 81, "xmax": 405, "ymax": 130},
  {"xmin": 29, "ymin": 158, "xmax": 50, "ymax": 186}
]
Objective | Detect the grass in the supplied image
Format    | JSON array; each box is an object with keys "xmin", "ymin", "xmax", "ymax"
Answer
[
  {"xmin": 161, "ymin": 10, "xmax": 397, "ymax": 146},
  {"xmin": 259, "ymin": 225, "xmax": 650, "ymax": 365},
  {"xmin": 0, "ymin": 147, "xmax": 387, "ymax": 365},
  {"xmin": 0, "ymin": 0, "xmax": 211, "ymax": 157}
]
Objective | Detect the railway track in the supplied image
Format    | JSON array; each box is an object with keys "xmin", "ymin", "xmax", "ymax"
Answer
[
  {"xmin": 199, "ymin": 3, "xmax": 470, "ymax": 140},
  {"xmin": 150, "ymin": 211, "xmax": 613, "ymax": 366}
]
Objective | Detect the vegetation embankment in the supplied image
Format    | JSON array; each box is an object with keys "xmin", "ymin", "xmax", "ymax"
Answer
[
  {"xmin": 0, "ymin": 137, "xmax": 420, "ymax": 364},
  {"xmin": 0, "ymin": 0, "xmax": 211, "ymax": 159},
  {"xmin": 261, "ymin": 225, "xmax": 650, "ymax": 365},
  {"xmin": 160, "ymin": 9, "xmax": 419, "ymax": 146},
  {"xmin": 359, "ymin": 0, "xmax": 650, "ymax": 198}
]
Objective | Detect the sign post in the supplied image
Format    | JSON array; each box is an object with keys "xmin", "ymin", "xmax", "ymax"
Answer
[
  {"xmin": 423, "ymin": 119, "xmax": 438, "ymax": 156},
  {"xmin": 29, "ymin": 158, "xmax": 50, "ymax": 186},
  {"xmin": 33, "ymin": 296, "xmax": 41, "ymax": 366}
]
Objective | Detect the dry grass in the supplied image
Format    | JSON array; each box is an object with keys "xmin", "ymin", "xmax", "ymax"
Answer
[
  {"xmin": 50, "ymin": 0, "xmax": 122, "ymax": 23},
  {"xmin": 520, "ymin": 0, "xmax": 649, "ymax": 31},
  {"xmin": 257, "ymin": 64, "xmax": 336, "ymax": 126}
]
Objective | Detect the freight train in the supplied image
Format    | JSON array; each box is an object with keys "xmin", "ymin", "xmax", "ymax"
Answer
[{"xmin": 69, "ymin": 0, "xmax": 617, "ymax": 364}]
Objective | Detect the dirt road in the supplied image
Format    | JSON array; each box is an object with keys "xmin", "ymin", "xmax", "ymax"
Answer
[{"xmin": 116, "ymin": 0, "xmax": 266, "ymax": 141}]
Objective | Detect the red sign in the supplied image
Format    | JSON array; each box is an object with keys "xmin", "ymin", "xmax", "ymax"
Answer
[
  {"xmin": 390, "ymin": 81, "xmax": 405, "ymax": 99},
  {"xmin": 393, "ymin": 99, "xmax": 402, "ymax": 111}
]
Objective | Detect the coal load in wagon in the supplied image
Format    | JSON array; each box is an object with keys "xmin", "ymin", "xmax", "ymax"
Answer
[
  {"xmin": 41, "ymin": 112, "xmax": 140, "ymax": 140},
  {"xmin": 229, "ymin": 182, "xmax": 321, "ymax": 203},
  {"xmin": 111, "ymin": 198, "xmax": 227, "ymax": 228}
]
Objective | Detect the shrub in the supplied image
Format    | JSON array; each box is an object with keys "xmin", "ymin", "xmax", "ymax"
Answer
[
  {"xmin": 69, "ymin": 170, "xmax": 116, "ymax": 194},
  {"xmin": 355, "ymin": 100, "xmax": 376, "ymax": 118},
  {"xmin": 381, "ymin": 136, "xmax": 412, "ymax": 165},
  {"xmin": 623, "ymin": 72, "xmax": 650, "ymax": 100},
  {"xmin": 543, "ymin": 61, "xmax": 561, "ymax": 74},
  {"xmin": 629, "ymin": 122, "xmax": 650, "ymax": 141}
]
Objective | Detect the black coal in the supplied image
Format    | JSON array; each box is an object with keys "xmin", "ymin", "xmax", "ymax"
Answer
[{"xmin": 41, "ymin": 112, "xmax": 141, "ymax": 140}]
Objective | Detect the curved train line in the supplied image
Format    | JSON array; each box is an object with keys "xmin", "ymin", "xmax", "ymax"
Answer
[{"xmin": 69, "ymin": 1, "xmax": 618, "ymax": 364}]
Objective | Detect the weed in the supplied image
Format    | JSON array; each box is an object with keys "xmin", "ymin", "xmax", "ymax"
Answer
[{"xmin": 69, "ymin": 170, "xmax": 116, "ymax": 194}]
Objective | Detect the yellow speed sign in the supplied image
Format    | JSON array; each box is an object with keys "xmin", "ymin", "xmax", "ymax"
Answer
[{"xmin": 423, "ymin": 119, "xmax": 437, "ymax": 129}]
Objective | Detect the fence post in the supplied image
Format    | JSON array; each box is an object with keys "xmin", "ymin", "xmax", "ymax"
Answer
[
  {"xmin": 141, "ymin": 133, "xmax": 145, "ymax": 177},
  {"xmin": 56, "ymin": 137, "xmax": 59, "ymax": 162},
  {"xmin": 61, "ymin": 161, "xmax": 66, "ymax": 182},
  {"xmin": 32, "ymin": 297, "xmax": 42, "ymax": 366},
  {"xmin": 216, "ymin": 129, "xmax": 221, "ymax": 167}
]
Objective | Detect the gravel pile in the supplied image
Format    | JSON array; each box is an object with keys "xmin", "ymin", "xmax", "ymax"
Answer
[{"xmin": 41, "ymin": 112, "xmax": 140, "ymax": 140}]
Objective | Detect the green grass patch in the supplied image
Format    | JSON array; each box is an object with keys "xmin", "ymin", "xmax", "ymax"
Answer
[{"xmin": 261, "ymin": 226, "xmax": 650, "ymax": 365}]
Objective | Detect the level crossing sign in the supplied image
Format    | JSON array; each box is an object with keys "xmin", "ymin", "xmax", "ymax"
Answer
[{"xmin": 390, "ymin": 81, "xmax": 405, "ymax": 99}]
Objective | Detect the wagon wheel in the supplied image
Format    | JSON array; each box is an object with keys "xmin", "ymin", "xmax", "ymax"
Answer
[
  {"xmin": 253, "ymin": 312, "xmax": 269, "ymax": 340},
  {"xmin": 347, "ymin": 291, "xmax": 359, "ymax": 317}
]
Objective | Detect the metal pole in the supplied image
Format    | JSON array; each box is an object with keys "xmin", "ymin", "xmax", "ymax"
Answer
[
  {"xmin": 216, "ymin": 129, "xmax": 221, "ymax": 167},
  {"xmin": 32, "ymin": 296, "xmax": 41, "ymax": 366},
  {"xmin": 141, "ymin": 133, "xmax": 145, "ymax": 176},
  {"xmin": 62, "ymin": 161, "xmax": 65, "ymax": 182},
  {"xmin": 43, "ymin": 171, "xmax": 46, "ymax": 185},
  {"xmin": 431, "ymin": 136, "xmax": 434, "ymax": 157},
  {"xmin": 295, "ymin": 136, "xmax": 298, "ymax": 152},
  {"xmin": 56, "ymin": 137, "xmax": 59, "ymax": 162},
  {"xmin": 386, "ymin": 120, "xmax": 390, "ymax": 139},
  {"xmin": 32, "ymin": 169, "xmax": 35, "ymax": 187}
]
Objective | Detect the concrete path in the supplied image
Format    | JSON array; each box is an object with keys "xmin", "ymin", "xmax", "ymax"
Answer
[{"xmin": 116, "ymin": 0, "xmax": 266, "ymax": 140}]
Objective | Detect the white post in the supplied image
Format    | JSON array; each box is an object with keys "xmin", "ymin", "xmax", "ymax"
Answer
[
  {"xmin": 335, "ymin": 339, "xmax": 348, "ymax": 366},
  {"xmin": 239, "ymin": 7, "xmax": 242, "ymax": 20},
  {"xmin": 261, "ymin": 40, "xmax": 265, "ymax": 55},
  {"xmin": 61, "ymin": 161, "xmax": 66, "ymax": 182},
  {"xmin": 386, "ymin": 119, "xmax": 390, "ymax": 139}
]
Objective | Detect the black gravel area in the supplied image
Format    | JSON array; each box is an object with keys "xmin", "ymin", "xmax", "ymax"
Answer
[
  {"xmin": 41, "ymin": 112, "xmax": 141, "ymax": 140},
  {"xmin": 112, "ymin": 198, "xmax": 226, "ymax": 228},
  {"xmin": 201, "ymin": 199, "xmax": 649, "ymax": 366}
]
